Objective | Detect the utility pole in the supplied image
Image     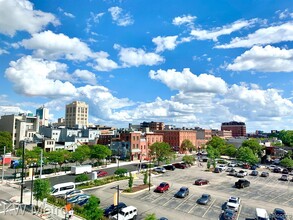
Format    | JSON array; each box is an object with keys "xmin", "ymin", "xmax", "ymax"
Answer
[
  {"xmin": 1, "ymin": 146, "xmax": 6, "ymax": 182},
  {"xmin": 20, "ymin": 141, "xmax": 25, "ymax": 204},
  {"xmin": 116, "ymin": 185, "xmax": 119, "ymax": 220}
]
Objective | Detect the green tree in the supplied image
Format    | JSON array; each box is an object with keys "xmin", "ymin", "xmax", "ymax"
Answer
[
  {"xmin": 206, "ymin": 136, "xmax": 226, "ymax": 149},
  {"xmin": 224, "ymin": 145, "xmax": 237, "ymax": 157},
  {"xmin": 72, "ymin": 145, "xmax": 91, "ymax": 165},
  {"xmin": 241, "ymin": 139, "xmax": 264, "ymax": 157},
  {"xmin": 182, "ymin": 155, "xmax": 195, "ymax": 165},
  {"xmin": 33, "ymin": 179, "xmax": 51, "ymax": 206},
  {"xmin": 278, "ymin": 130, "xmax": 293, "ymax": 147},
  {"xmin": 75, "ymin": 173, "xmax": 89, "ymax": 182},
  {"xmin": 280, "ymin": 158, "xmax": 293, "ymax": 168},
  {"xmin": 128, "ymin": 172, "xmax": 134, "ymax": 191},
  {"xmin": 0, "ymin": 131, "xmax": 13, "ymax": 154},
  {"xmin": 206, "ymin": 145, "xmax": 220, "ymax": 159},
  {"xmin": 149, "ymin": 142, "xmax": 174, "ymax": 165},
  {"xmin": 237, "ymin": 147, "xmax": 259, "ymax": 164},
  {"xmin": 83, "ymin": 195, "xmax": 103, "ymax": 220},
  {"xmin": 181, "ymin": 139, "xmax": 195, "ymax": 152},
  {"xmin": 90, "ymin": 144, "xmax": 112, "ymax": 164},
  {"xmin": 46, "ymin": 150, "xmax": 65, "ymax": 169},
  {"xmin": 114, "ymin": 168, "xmax": 128, "ymax": 177},
  {"xmin": 144, "ymin": 213, "xmax": 156, "ymax": 220}
]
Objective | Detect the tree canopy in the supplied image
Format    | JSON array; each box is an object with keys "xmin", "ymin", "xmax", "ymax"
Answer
[
  {"xmin": 33, "ymin": 179, "xmax": 51, "ymax": 204},
  {"xmin": 280, "ymin": 157, "xmax": 293, "ymax": 168},
  {"xmin": 237, "ymin": 147, "xmax": 259, "ymax": 164},
  {"xmin": 72, "ymin": 145, "xmax": 91, "ymax": 164},
  {"xmin": 83, "ymin": 195, "xmax": 103, "ymax": 220},
  {"xmin": 180, "ymin": 139, "xmax": 195, "ymax": 152},
  {"xmin": 241, "ymin": 139, "xmax": 263, "ymax": 157},
  {"xmin": 278, "ymin": 130, "xmax": 293, "ymax": 147},
  {"xmin": 149, "ymin": 142, "xmax": 174, "ymax": 165},
  {"xmin": 0, "ymin": 131, "xmax": 13, "ymax": 153},
  {"xmin": 90, "ymin": 144, "xmax": 112, "ymax": 162}
]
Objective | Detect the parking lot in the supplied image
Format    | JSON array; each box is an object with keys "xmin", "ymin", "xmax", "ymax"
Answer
[{"xmin": 88, "ymin": 163, "xmax": 293, "ymax": 220}]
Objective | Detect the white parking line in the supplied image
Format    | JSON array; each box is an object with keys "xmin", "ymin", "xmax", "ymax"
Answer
[
  {"xmin": 283, "ymin": 196, "xmax": 293, "ymax": 204},
  {"xmin": 202, "ymin": 199, "xmax": 216, "ymax": 218},
  {"xmin": 162, "ymin": 197, "xmax": 175, "ymax": 206},
  {"xmin": 236, "ymin": 204, "xmax": 242, "ymax": 220},
  {"xmin": 174, "ymin": 197, "xmax": 188, "ymax": 210},
  {"xmin": 187, "ymin": 203, "xmax": 198, "ymax": 213},
  {"xmin": 268, "ymin": 191, "xmax": 289, "ymax": 202}
]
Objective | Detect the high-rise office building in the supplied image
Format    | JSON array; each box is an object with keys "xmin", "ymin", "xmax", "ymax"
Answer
[
  {"xmin": 65, "ymin": 101, "xmax": 88, "ymax": 128},
  {"xmin": 36, "ymin": 106, "xmax": 49, "ymax": 126}
]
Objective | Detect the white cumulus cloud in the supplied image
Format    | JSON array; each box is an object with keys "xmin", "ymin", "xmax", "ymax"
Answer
[
  {"xmin": 115, "ymin": 45, "xmax": 164, "ymax": 67},
  {"xmin": 20, "ymin": 30, "xmax": 93, "ymax": 61},
  {"xmin": 227, "ymin": 45, "xmax": 293, "ymax": 72},
  {"xmin": 191, "ymin": 19, "xmax": 257, "ymax": 41},
  {"xmin": 216, "ymin": 22, "xmax": 293, "ymax": 48},
  {"xmin": 5, "ymin": 56, "xmax": 77, "ymax": 97},
  {"xmin": 92, "ymin": 51, "xmax": 119, "ymax": 71},
  {"xmin": 0, "ymin": 0, "xmax": 59, "ymax": 36},
  {"xmin": 172, "ymin": 15, "xmax": 196, "ymax": 26},
  {"xmin": 152, "ymin": 35, "xmax": 178, "ymax": 52},
  {"xmin": 149, "ymin": 68, "xmax": 227, "ymax": 94},
  {"xmin": 108, "ymin": 6, "xmax": 134, "ymax": 26}
]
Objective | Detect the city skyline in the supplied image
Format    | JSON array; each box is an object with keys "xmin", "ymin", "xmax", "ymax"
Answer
[{"xmin": 1, "ymin": 0, "xmax": 293, "ymax": 132}]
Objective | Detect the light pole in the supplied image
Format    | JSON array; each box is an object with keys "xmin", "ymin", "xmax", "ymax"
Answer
[
  {"xmin": 1, "ymin": 146, "xmax": 6, "ymax": 182},
  {"xmin": 111, "ymin": 185, "xmax": 120, "ymax": 220},
  {"xmin": 20, "ymin": 141, "xmax": 25, "ymax": 204}
]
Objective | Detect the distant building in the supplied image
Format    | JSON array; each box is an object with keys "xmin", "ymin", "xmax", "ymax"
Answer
[
  {"xmin": 0, "ymin": 113, "xmax": 39, "ymax": 149},
  {"xmin": 140, "ymin": 121, "xmax": 164, "ymax": 131},
  {"xmin": 156, "ymin": 130, "xmax": 197, "ymax": 152},
  {"xmin": 36, "ymin": 106, "xmax": 49, "ymax": 126},
  {"xmin": 212, "ymin": 129, "xmax": 233, "ymax": 139},
  {"xmin": 195, "ymin": 129, "xmax": 212, "ymax": 149},
  {"xmin": 221, "ymin": 121, "xmax": 246, "ymax": 137},
  {"xmin": 65, "ymin": 101, "xmax": 88, "ymax": 128}
]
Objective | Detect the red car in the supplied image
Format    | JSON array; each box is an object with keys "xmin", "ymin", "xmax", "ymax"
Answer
[
  {"xmin": 155, "ymin": 182, "xmax": 170, "ymax": 193},
  {"xmin": 173, "ymin": 163, "xmax": 187, "ymax": 169},
  {"xmin": 194, "ymin": 179, "xmax": 209, "ymax": 186},
  {"xmin": 97, "ymin": 170, "xmax": 108, "ymax": 177}
]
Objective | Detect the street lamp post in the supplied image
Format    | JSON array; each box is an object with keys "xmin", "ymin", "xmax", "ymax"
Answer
[
  {"xmin": 111, "ymin": 185, "xmax": 120, "ymax": 220},
  {"xmin": 20, "ymin": 141, "xmax": 25, "ymax": 204}
]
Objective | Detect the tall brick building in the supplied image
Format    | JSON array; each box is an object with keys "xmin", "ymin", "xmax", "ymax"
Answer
[{"xmin": 221, "ymin": 121, "xmax": 246, "ymax": 137}]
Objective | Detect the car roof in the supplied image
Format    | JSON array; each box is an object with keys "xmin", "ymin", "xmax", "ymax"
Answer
[
  {"xmin": 121, "ymin": 206, "xmax": 136, "ymax": 212},
  {"xmin": 256, "ymin": 208, "xmax": 269, "ymax": 217},
  {"xmin": 180, "ymin": 187, "xmax": 188, "ymax": 190},
  {"xmin": 274, "ymin": 208, "xmax": 285, "ymax": 213}
]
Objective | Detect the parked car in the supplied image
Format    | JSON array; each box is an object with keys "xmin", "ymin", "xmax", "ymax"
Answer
[
  {"xmin": 279, "ymin": 174, "xmax": 289, "ymax": 181},
  {"xmin": 267, "ymin": 165, "xmax": 276, "ymax": 170},
  {"xmin": 63, "ymin": 189, "xmax": 84, "ymax": 199},
  {"xmin": 153, "ymin": 167, "xmax": 166, "ymax": 173},
  {"xmin": 242, "ymin": 163, "xmax": 250, "ymax": 169},
  {"xmin": 226, "ymin": 167, "xmax": 234, "ymax": 172},
  {"xmin": 282, "ymin": 169, "xmax": 289, "ymax": 174},
  {"xmin": 194, "ymin": 179, "xmax": 209, "ymax": 186},
  {"xmin": 255, "ymin": 208, "xmax": 270, "ymax": 220},
  {"xmin": 274, "ymin": 167, "xmax": 282, "ymax": 173},
  {"xmin": 173, "ymin": 163, "xmax": 187, "ymax": 169},
  {"xmin": 235, "ymin": 179, "xmax": 250, "ymax": 189},
  {"xmin": 250, "ymin": 170, "xmax": 259, "ymax": 176},
  {"xmin": 222, "ymin": 209, "xmax": 237, "ymax": 220},
  {"xmin": 181, "ymin": 162, "xmax": 191, "ymax": 167},
  {"xmin": 250, "ymin": 165, "xmax": 257, "ymax": 170},
  {"xmin": 111, "ymin": 205, "xmax": 137, "ymax": 220},
  {"xmin": 228, "ymin": 163, "xmax": 237, "ymax": 167},
  {"xmin": 175, "ymin": 187, "xmax": 189, "ymax": 198},
  {"xmin": 104, "ymin": 202, "xmax": 127, "ymax": 217},
  {"xmin": 67, "ymin": 194, "xmax": 90, "ymax": 204},
  {"xmin": 236, "ymin": 170, "xmax": 248, "ymax": 178},
  {"xmin": 214, "ymin": 167, "xmax": 223, "ymax": 173},
  {"xmin": 197, "ymin": 194, "xmax": 211, "ymax": 205},
  {"xmin": 228, "ymin": 170, "xmax": 237, "ymax": 176},
  {"xmin": 226, "ymin": 196, "xmax": 241, "ymax": 212},
  {"xmin": 76, "ymin": 198, "xmax": 89, "ymax": 206},
  {"xmin": 217, "ymin": 164, "xmax": 227, "ymax": 171},
  {"xmin": 96, "ymin": 170, "xmax": 108, "ymax": 177},
  {"xmin": 155, "ymin": 182, "xmax": 170, "ymax": 193},
  {"xmin": 271, "ymin": 208, "xmax": 287, "ymax": 220},
  {"xmin": 163, "ymin": 164, "xmax": 175, "ymax": 171},
  {"xmin": 260, "ymin": 172, "xmax": 269, "ymax": 177}
]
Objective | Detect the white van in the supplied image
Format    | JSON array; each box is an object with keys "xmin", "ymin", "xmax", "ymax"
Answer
[
  {"xmin": 51, "ymin": 182, "xmax": 75, "ymax": 197},
  {"xmin": 111, "ymin": 206, "xmax": 137, "ymax": 220},
  {"xmin": 255, "ymin": 208, "xmax": 269, "ymax": 220}
]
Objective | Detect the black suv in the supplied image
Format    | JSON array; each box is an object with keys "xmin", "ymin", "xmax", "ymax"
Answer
[
  {"xmin": 235, "ymin": 179, "xmax": 250, "ymax": 189},
  {"xmin": 163, "ymin": 164, "xmax": 175, "ymax": 171}
]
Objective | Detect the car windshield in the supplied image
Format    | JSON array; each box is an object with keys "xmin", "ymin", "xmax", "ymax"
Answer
[
  {"xmin": 225, "ymin": 209, "xmax": 234, "ymax": 216},
  {"xmin": 159, "ymin": 183, "xmax": 166, "ymax": 187},
  {"xmin": 228, "ymin": 199, "xmax": 236, "ymax": 203},
  {"xmin": 180, "ymin": 188, "xmax": 187, "ymax": 192},
  {"xmin": 51, "ymin": 187, "xmax": 58, "ymax": 193},
  {"xmin": 202, "ymin": 195, "xmax": 209, "ymax": 198},
  {"xmin": 275, "ymin": 210, "xmax": 285, "ymax": 214}
]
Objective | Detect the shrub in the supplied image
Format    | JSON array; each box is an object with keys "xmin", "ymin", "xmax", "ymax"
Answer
[
  {"xmin": 143, "ymin": 172, "xmax": 148, "ymax": 185},
  {"xmin": 114, "ymin": 168, "xmax": 128, "ymax": 177},
  {"xmin": 75, "ymin": 174, "xmax": 89, "ymax": 182}
]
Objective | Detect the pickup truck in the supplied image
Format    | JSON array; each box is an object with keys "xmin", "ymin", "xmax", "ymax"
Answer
[{"xmin": 226, "ymin": 196, "xmax": 241, "ymax": 212}]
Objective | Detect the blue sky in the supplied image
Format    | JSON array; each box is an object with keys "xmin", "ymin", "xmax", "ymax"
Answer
[{"xmin": 1, "ymin": 0, "xmax": 293, "ymax": 132}]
